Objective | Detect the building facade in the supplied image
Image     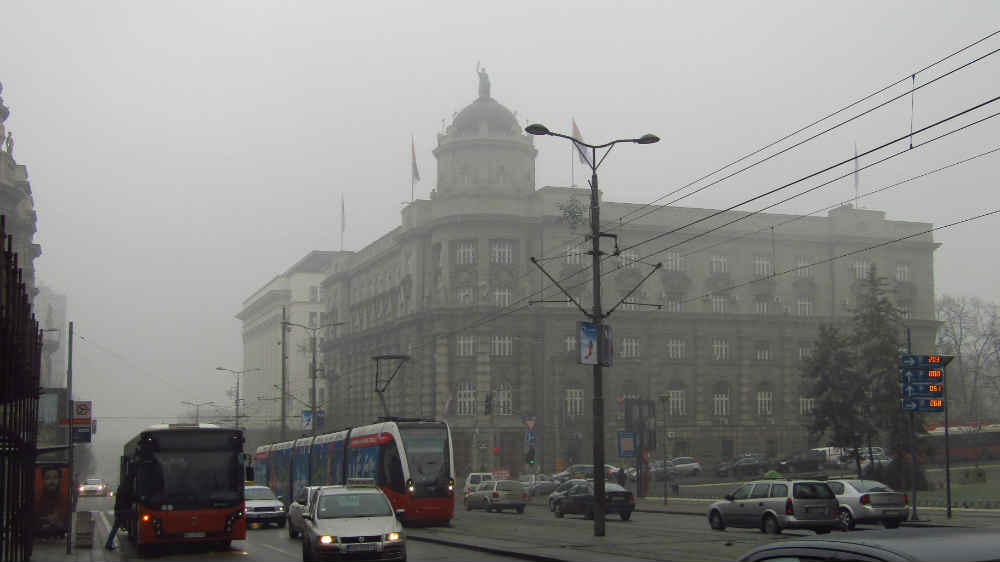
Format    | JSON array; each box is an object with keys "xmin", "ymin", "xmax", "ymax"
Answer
[
  {"xmin": 245, "ymin": 72, "xmax": 938, "ymax": 474},
  {"xmin": 237, "ymin": 251, "xmax": 346, "ymax": 449},
  {"xmin": 0, "ymin": 82, "xmax": 41, "ymax": 299},
  {"xmin": 35, "ymin": 284, "xmax": 67, "ymax": 388}
]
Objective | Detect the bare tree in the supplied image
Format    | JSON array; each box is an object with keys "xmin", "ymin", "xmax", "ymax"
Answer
[{"xmin": 936, "ymin": 295, "xmax": 1000, "ymax": 423}]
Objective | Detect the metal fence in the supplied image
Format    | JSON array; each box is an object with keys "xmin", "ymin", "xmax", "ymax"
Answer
[{"xmin": 0, "ymin": 215, "xmax": 43, "ymax": 562}]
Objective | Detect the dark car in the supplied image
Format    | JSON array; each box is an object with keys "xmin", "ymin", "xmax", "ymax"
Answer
[
  {"xmin": 718, "ymin": 456, "xmax": 765, "ymax": 478},
  {"xmin": 776, "ymin": 450, "xmax": 826, "ymax": 473},
  {"xmin": 552, "ymin": 481, "xmax": 634, "ymax": 521},
  {"xmin": 547, "ymin": 478, "xmax": 588, "ymax": 511},
  {"xmin": 738, "ymin": 527, "xmax": 1000, "ymax": 562}
]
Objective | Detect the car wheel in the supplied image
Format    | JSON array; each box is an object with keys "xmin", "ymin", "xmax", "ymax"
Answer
[
  {"xmin": 620, "ymin": 511, "xmax": 631, "ymax": 521},
  {"xmin": 709, "ymin": 510, "xmax": 726, "ymax": 531},
  {"xmin": 838, "ymin": 508, "xmax": 855, "ymax": 531},
  {"xmin": 882, "ymin": 519, "xmax": 901, "ymax": 529},
  {"xmin": 763, "ymin": 514, "xmax": 781, "ymax": 535},
  {"xmin": 516, "ymin": 506, "xmax": 525, "ymax": 514},
  {"xmin": 554, "ymin": 502, "xmax": 564, "ymax": 518},
  {"xmin": 692, "ymin": 469, "xmax": 701, "ymax": 477}
]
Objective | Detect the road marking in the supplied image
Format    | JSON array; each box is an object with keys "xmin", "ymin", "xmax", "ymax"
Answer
[
  {"xmin": 95, "ymin": 510, "xmax": 114, "ymax": 549},
  {"xmin": 258, "ymin": 543, "xmax": 299, "ymax": 559}
]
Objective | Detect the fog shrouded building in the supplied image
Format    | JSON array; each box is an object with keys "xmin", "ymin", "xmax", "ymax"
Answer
[
  {"xmin": 0, "ymin": 82, "xmax": 41, "ymax": 299},
  {"xmin": 243, "ymin": 72, "xmax": 938, "ymax": 473}
]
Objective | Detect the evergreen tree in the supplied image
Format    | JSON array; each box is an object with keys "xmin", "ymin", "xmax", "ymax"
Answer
[{"xmin": 801, "ymin": 323, "xmax": 869, "ymax": 478}]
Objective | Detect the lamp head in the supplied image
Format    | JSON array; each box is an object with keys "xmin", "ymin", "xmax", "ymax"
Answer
[
  {"xmin": 525, "ymin": 123, "xmax": 550, "ymax": 136},
  {"xmin": 635, "ymin": 134, "xmax": 660, "ymax": 145}
]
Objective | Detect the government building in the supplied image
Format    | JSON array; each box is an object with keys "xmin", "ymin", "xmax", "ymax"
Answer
[{"xmin": 239, "ymin": 72, "xmax": 939, "ymax": 474}]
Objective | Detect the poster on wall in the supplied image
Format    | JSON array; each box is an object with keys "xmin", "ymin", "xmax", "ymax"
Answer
[{"xmin": 35, "ymin": 464, "xmax": 69, "ymax": 538}]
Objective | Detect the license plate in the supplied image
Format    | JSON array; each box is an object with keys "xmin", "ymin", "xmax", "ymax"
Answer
[
  {"xmin": 612, "ymin": 497, "xmax": 625, "ymax": 502},
  {"xmin": 183, "ymin": 532, "xmax": 206, "ymax": 538},
  {"xmin": 348, "ymin": 544, "xmax": 377, "ymax": 552}
]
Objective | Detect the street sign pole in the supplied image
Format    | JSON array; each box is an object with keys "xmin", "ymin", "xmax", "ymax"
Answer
[{"xmin": 944, "ymin": 365, "xmax": 952, "ymax": 519}]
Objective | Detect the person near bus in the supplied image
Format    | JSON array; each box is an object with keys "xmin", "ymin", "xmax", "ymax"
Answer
[{"xmin": 105, "ymin": 480, "xmax": 133, "ymax": 550}]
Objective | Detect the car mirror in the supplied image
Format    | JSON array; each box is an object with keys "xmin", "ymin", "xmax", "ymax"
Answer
[{"xmin": 724, "ymin": 494, "xmax": 734, "ymax": 502}]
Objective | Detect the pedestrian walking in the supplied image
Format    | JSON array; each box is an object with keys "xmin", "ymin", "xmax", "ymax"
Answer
[
  {"xmin": 105, "ymin": 480, "xmax": 132, "ymax": 550},
  {"xmin": 616, "ymin": 467, "xmax": 626, "ymax": 487}
]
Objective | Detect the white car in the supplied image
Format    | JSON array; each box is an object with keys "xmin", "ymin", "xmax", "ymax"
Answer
[
  {"xmin": 78, "ymin": 477, "xmax": 110, "ymax": 497},
  {"xmin": 244, "ymin": 485, "xmax": 286, "ymax": 528},
  {"xmin": 670, "ymin": 457, "xmax": 703, "ymax": 477},
  {"xmin": 463, "ymin": 472, "xmax": 494, "ymax": 497},
  {"xmin": 301, "ymin": 479, "xmax": 405, "ymax": 562}
]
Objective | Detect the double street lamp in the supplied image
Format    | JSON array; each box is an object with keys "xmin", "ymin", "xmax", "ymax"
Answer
[
  {"xmin": 282, "ymin": 321, "xmax": 345, "ymax": 437},
  {"xmin": 180, "ymin": 400, "xmax": 215, "ymax": 424},
  {"xmin": 526, "ymin": 122, "xmax": 658, "ymax": 537},
  {"xmin": 215, "ymin": 366, "xmax": 261, "ymax": 430}
]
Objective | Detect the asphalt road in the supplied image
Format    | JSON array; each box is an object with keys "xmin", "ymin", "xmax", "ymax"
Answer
[{"xmin": 77, "ymin": 496, "xmax": 518, "ymax": 561}]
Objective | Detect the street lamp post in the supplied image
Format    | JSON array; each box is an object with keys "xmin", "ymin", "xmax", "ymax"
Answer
[
  {"xmin": 181, "ymin": 400, "xmax": 215, "ymax": 424},
  {"xmin": 282, "ymin": 321, "xmax": 345, "ymax": 438},
  {"xmin": 526, "ymin": 123, "xmax": 658, "ymax": 537},
  {"xmin": 215, "ymin": 367, "xmax": 261, "ymax": 430}
]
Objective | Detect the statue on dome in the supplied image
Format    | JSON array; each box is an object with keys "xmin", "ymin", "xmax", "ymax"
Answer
[
  {"xmin": 477, "ymin": 63, "xmax": 490, "ymax": 98},
  {"xmin": 4, "ymin": 131, "xmax": 13, "ymax": 157}
]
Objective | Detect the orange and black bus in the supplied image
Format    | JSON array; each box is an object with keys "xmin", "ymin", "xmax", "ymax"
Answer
[{"xmin": 119, "ymin": 424, "xmax": 250, "ymax": 552}]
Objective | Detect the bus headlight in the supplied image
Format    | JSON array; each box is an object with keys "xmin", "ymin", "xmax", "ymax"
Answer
[
  {"xmin": 320, "ymin": 535, "xmax": 336, "ymax": 545},
  {"xmin": 385, "ymin": 532, "xmax": 401, "ymax": 542}
]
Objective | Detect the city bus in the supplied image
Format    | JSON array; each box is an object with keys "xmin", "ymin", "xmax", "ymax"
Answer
[
  {"xmin": 256, "ymin": 418, "xmax": 454, "ymax": 524},
  {"xmin": 921, "ymin": 423, "xmax": 1000, "ymax": 463},
  {"xmin": 119, "ymin": 424, "xmax": 251, "ymax": 552}
]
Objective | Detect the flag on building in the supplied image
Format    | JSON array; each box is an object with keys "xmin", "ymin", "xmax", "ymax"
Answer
[
  {"xmin": 571, "ymin": 118, "xmax": 592, "ymax": 166},
  {"xmin": 411, "ymin": 136, "xmax": 421, "ymax": 183}
]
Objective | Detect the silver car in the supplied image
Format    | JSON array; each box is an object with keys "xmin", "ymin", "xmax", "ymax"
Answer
[
  {"xmin": 300, "ymin": 480, "xmax": 406, "ymax": 562},
  {"xmin": 244, "ymin": 485, "xmax": 286, "ymax": 528},
  {"xmin": 827, "ymin": 479, "xmax": 907, "ymax": 530},
  {"xmin": 707, "ymin": 480, "xmax": 839, "ymax": 535},
  {"xmin": 464, "ymin": 479, "xmax": 527, "ymax": 513}
]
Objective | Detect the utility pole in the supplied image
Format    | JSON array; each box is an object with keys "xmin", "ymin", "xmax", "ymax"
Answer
[
  {"xmin": 311, "ymin": 331, "xmax": 318, "ymax": 439},
  {"xmin": 65, "ymin": 320, "xmax": 73, "ymax": 555},
  {"xmin": 216, "ymin": 367, "xmax": 261, "ymax": 431},
  {"xmin": 281, "ymin": 321, "xmax": 345, "ymax": 438},
  {"xmin": 281, "ymin": 306, "xmax": 288, "ymax": 441}
]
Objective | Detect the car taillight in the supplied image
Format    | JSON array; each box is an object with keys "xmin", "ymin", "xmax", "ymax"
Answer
[
  {"xmin": 492, "ymin": 492, "xmax": 499, "ymax": 499},
  {"xmin": 904, "ymin": 494, "xmax": 909, "ymax": 505},
  {"xmin": 860, "ymin": 494, "xmax": 870, "ymax": 505},
  {"xmin": 628, "ymin": 495, "xmax": 635, "ymax": 505},
  {"xmin": 785, "ymin": 498, "xmax": 793, "ymax": 515}
]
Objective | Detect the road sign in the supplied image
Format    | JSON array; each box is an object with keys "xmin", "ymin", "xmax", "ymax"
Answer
[
  {"xmin": 899, "ymin": 368, "xmax": 943, "ymax": 384},
  {"xmin": 72, "ymin": 425, "xmax": 91, "ymax": 443},
  {"xmin": 74, "ymin": 401, "xmax": 92, "ymax": 419},
  {"xmin": 901, "ymin": 398, "xmax": 944, "ymax": 413},
  {"xmin": 899, "ymin": 355, "xmax": 953, "ymax": 368},
  {"xmin": 524, "ymin": 431, "xmax": 537, "ymax": 445},
  {"xmin": 617, "ymin": 431, "xmax": 636, "ymax": 458},
  {"xmin": 900, "ymin": 381, "xmax": 944, "ymax": 399}
]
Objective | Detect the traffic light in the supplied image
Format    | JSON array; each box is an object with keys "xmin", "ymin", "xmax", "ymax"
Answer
[
  {"xmin": 493, "ymin": 447, "xmax": 499, "ymax": 455},
  {"xmin": 484, "ymin": 391, "xmax": 493, "ymax": 414},
  {"xmin": 526, "ymin": 446, "xmax": 536, "ymax": 465}
]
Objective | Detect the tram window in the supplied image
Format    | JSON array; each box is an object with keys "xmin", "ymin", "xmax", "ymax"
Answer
[{"xmin": 379, "ymin": 440, "xmax": 405, "ymax": 493}]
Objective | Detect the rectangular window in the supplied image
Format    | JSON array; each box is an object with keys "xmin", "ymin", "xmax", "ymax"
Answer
[
  {"xmin": 457, "ymin": 241, "xmax": 476, "ymax": 265},
  {"xmin": 710, "ymin": 255, "xmax": 728, "ymax": 274},
  {"xmin": 896, "ymin": 263, "xmax": 910, "ymax": 282},
  {"xmin": 565, "ymin": 246, "xmax": 583, "ymax": 265},
  {"xmin": 619, "ymin": 250, "xmax": 639, "ymax": 270},
  {"xmin": 668, "ymin": 390, "xmax": 686, "ymax": 416},
  {"xmin": 309, "ymin": 312, "xmax": 318, "ymax": 327},
  {"xmin": 755, "ymin": 342, "xmax": 771, "ymax": 361},
  {"xmin": 757, "ymin": 391, "xmax": 773, "ymax": 416},
  {"xmin": 491, "ymin": 335, "xmax": 512, "ymax": 357},
  {"xmin": 564, "ymin": 336, "xmax": 577, "ymax": 352},
  {"xmin": 491, "ymin": 240, "xmax": 513, "ymax": 265},
  {"xmin": 711, "ymin": 294, "xmax": 727, "ymax": 314},
  {"xmin": 664, "ymin": 252, "xmax": 685, "ymax": 272},
  {"xmin": 853, "ymin": 260, "xmax": 871, "ymax": 281},
  {"xmin": 899, "ymin": 304, "xmax": 912, "ymax": 319},
  {"xmin": 457, "ymin": 335, "xmax": 476, "ymax": 357},
  {"xmin": 309, "ymin": 286, "xmax": 319, "ymax": 302},
  {"xmin": 620, "ymin": 298, "xmax": 637, "ymax": 311},
  {"xmin": 796, "ymin": 298, "xmax": 814, "ymax": 316},
  {"xmin": 713, "ymin": 393, "xmax": 730, "ymax": 416},
  {"xmin": 753, "ymin": 255, "xmax": 773, "ymax": 278},
  {"xmin": 798, "ymin": 345, "xmax": 812, "ymax": 361},
  {"xmin": 566, "ymin": 389, "xmax": 584, "ymax": 418},
  {"xmin": 667, "ymin": 338, "xmax": 686, "ymax": 360},
  {"xmin": 794, "ymin": 256, "xmax": 814, "ymax": 278},
  {"xmin": 664, "ymin": 295, "xmax": 683, "ymax": 313},
  {"xmin": 494, "ymin": 287, "xmax": 512, "ymax": 307},
  {"xmin": 495, "ymin": 387, "xmax": 513, "ymax": 415},
  {"xmin": 457, "ymin": 385, "xmax": 477, "ymax": 416},
  {"xmin": 799, "ymin": 397, "xmax": 815, "ymax": 415},
  {"xmin": 621, "ymin": 337, "xmax": 640, "ymax": 358},
  {"xmin": 754, "ymin": 296, "xmax": 769, "ymax": 315},
  {"xmin": 712, "ymin": 339, "xmax": 729, "ymax": 361}
]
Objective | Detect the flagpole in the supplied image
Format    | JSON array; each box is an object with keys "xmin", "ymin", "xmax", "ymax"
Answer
[{"xmin": 571, "ymin": 142, "xmax": 575, "ymax": 187}]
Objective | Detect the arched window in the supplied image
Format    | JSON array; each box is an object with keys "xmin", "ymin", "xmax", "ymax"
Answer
[
  {"xmin": 457, "ymin": 381, "xmax": 477, "ymax": 416},
  {"xmin": 494, "ymin": 382, "xmax": 513, "ymax": 415},
  {"xmin": 713, "ymin": 381, "xmax": 730, "ymax": 417}
]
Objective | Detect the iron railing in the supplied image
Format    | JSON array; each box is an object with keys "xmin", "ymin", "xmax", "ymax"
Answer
[{"xmin": 0, "ymin": 215, "xmax": 43, "ymax": 561}]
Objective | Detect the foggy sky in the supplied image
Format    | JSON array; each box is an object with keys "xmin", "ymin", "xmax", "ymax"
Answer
[{"xmin": 2, "ymin": 1, "xmax": 999, "ymax": 476}]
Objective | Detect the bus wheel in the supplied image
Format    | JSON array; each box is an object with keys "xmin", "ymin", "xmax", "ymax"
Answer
[{"xmin": 216, "ymin": 540, "xmax": 232, "ymax": 550}]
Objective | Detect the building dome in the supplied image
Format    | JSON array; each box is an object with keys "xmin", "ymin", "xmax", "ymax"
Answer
[{"xmin": 452, "ymin": 96, "xmax": 519, "ymax": 136}]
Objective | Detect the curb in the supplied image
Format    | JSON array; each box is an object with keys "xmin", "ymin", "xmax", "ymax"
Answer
[
  {"xmin": 635, "ymin": 508, "xmax": 703, "ymax": 517},
  {"xmin": 407, "ymin": 533, "xmax": 571, "ymax": 562}
]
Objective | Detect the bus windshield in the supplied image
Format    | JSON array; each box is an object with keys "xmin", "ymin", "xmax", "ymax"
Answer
[
  {"xmin": 399, "ymin": 425, "xmax": 451, "ymax": 495},
  {"xmin": 139, "ymin": 450, "xmax": 242, "ymax": 509}
]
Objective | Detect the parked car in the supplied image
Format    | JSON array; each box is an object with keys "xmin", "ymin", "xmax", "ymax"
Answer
[
  {"xmin": 707, "ymin": 479, "xmax": 839, "ymax": 535},
  {"xmin": 860, "ymin": 452, "xmax": 892, "ymax": 474},
  {"xmin": 554, "ymin": 464, "xmax": 594, "ymax": 483},
  {"xmin": 287, "ymin": 485, "xmax": 321, "ymax": 539},
  {"xmin": 670, "ymin": 457, "xmax": 702, "ymax": 477},
  {"xmin": 548, "ymin": 478, "xmax": 589, "ymax": 511},
  {"xmin": 649, "ymin": 460, "xmax": 675, "ymax": 481},
  {"xmin": 462, "ymin": 472, "xmax": 494, "ymax": 497},
  {"xmin": 717, "ymin": 456, "xmax": 765, "ymax": 478},
  {"xmin": 520, "ymin": 473, "xmax": 557, "ymax": 496},
  {"xmin": 775, "ymin": 450, "xmax": 826, "ymax": 473},
  {"xmin": 244, "ymin": 485, "xmax": 286, "ymax": 528},
  {"xmin": 827, "ymin": 479, "xmax": 907, "ymax": 530},
  {"xmin": 552, "ymin": 481, "xmax": 634, "ymax": 521},
  {"xmin": 300, "ymin": 480, "xmax": 405, "ymax": 562},
  {"xmin": 78, "ymin": 477, "xmax": 110, "ymax": 497},
  {"xmin": 738, "ymin": 528, "xmax": 1000, "ymax": 562},
  {"xmin": 464, "ymin": 479, "xmax": 527, "ymax": 513}
]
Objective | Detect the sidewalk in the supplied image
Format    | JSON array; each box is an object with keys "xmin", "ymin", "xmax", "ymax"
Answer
[{"xmin": 30, "ymin": 510, "xmax": 115, "ymax": 562}]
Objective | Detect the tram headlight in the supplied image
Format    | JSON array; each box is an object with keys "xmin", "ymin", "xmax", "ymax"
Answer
[
  {"xmin": 406, "ymin": 478, "xmax": 415, "ymax": 494},
  {"xmin": 448, "ymin": 478, "xmax": 454, "ymax": 492}
]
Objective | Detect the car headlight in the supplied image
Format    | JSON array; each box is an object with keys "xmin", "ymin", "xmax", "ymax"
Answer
[
  {"xmin": 319, "ymin": 535, "xmax": 336, "ymax": 545},
  {"xmin": 276, "ymin": 505, "xmax": 284, "ymax": 512},
  {"xmin": 386, "ymin": 532, "xmax": 401, "ymax": 542},
  {"xmin": 79, "ymin": 486, "xmax": 85, "ymax": 492}
]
